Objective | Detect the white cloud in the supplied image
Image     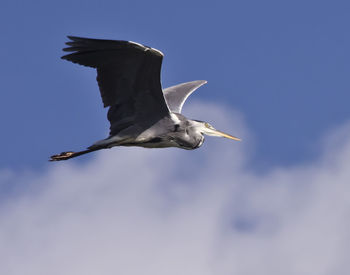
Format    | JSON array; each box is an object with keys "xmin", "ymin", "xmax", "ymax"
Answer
[{"xmin": 0, "ymin": 102, "xmax": 350, "ymax": 275}]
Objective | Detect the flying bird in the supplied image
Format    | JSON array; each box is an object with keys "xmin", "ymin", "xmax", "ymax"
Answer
[{"xmin": 50, "ymin": 36, "xmax": 240, "ymax": 161}]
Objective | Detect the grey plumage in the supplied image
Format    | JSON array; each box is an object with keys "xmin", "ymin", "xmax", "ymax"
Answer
[
  {"xmin": 50, "ymin": 36, "xmax": 239, "ymax": 161},
  {"xmin": 163, "ymin": 80, "xmax": 207, "ymax": 113}
]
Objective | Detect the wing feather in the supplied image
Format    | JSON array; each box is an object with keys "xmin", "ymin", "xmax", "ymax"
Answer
[
  {"xmin": 163, "ymin": 80, "xmax": 207, "ymax": 113},
  {"xmin": 62, "ymin": 36, "xmax": 169, "ymax": 135}
]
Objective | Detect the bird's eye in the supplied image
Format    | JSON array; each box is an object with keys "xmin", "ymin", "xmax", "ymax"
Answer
[{"xmin": 205, "ymin": 122, "xmax": 211, "ymax": 128}]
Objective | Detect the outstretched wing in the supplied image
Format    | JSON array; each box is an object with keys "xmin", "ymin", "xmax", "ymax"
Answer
[
  {"xmin": 62, "ymin": 36, "xmax": 170, "ymax": 135},
  {"xmin": 163, "ymin": 80, "xmax": 207, "ymax": 113}
]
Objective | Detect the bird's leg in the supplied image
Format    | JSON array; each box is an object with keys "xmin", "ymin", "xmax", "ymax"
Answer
[
  {"xmin": 50, "ymin": 136, "xmax": 134, "ymax": 161},
  {"xmin": 49, "ymin": 148, "xmax": 101, "ymax": 161}
]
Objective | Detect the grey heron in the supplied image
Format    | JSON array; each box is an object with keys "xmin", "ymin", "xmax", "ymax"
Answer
[{"xmin": 50, "ymin": 36, "xmax": 240, "ymax": 161}]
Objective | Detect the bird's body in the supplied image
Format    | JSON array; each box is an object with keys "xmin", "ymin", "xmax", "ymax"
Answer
[
  {"xmin": 91, "ymin": 113, "xmax": 204, "ymax": 150},
  {"xmin": 50, "ymin": 36, "xmax": 239, "ymax": 161}
]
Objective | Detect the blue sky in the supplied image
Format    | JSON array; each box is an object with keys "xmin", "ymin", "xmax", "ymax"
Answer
[
  {"xmin": 1, "ymin": 0, "xmax": 350, "ymax": 169},
  {"xmin": 1, "ymin": 1, "xmax": 350, "ymax": 274}
]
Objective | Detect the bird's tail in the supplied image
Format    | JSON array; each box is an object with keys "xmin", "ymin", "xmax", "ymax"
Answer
[{"xmin": 49, "ymin": 148, "xmax": 100, "ymax": 161}]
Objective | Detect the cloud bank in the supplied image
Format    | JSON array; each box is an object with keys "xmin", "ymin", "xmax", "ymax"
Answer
[{"xmin": 0, "ymin": 102, "xmax": 349, "ymax": 275}]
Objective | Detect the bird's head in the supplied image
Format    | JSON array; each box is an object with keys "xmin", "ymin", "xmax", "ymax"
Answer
[{"xmin": 192, "ymin": 120, "xmax": 241, "ymax": 141}]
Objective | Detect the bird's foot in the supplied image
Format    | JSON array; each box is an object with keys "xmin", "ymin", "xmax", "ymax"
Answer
[{"xmin": 50, "ymin": 151, "xmax": 75, "ymax": 161}]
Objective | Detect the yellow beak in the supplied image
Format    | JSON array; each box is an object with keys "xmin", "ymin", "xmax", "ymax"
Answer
[
  {"xmin": 214, "ymin": 130, "xmax": 241, "ymax": 141},
  {"xmin": 205, "ymin": 127, "xmax": 241, "ymax": 141}
]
